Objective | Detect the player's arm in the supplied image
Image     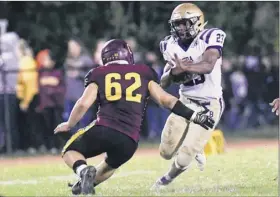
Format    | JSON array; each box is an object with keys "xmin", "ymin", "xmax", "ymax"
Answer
[
  {"xmin": 182, "ymin": 49, "xmax": 219, "ymax": 74},
  {"xmin": 67, "ymin": 83, "xmax": 98, "ymax": 128},
  {"xmin": 171, "ymin": 49, "xmax": 219, "ymax": 75},
  {"xmin": 160, "ymin": 62, "xmax": 174, "ymax": 88},
  {"xmin": 148, "ymin": 80, "xmax": 215, "ymax": 130},
  {"xmin": 54, "ymin": 83, "xmax": 98, "ymax": 133},
  {"xmin": 172, "ymin": 29, "xmax": 226, "ymax": 75}
]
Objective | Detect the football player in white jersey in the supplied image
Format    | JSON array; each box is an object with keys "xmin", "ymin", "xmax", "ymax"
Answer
[{"xmin": 152, "ymin": 3, "xmax": 226, "ymax": 189}]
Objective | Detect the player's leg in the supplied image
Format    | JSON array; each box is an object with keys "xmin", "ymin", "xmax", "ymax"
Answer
[
  {"xmin": 94, "ymin": 160, "xmax": 116, "ymax": 185},
  {"xmin": 153, "ymin": 124, "xmax": 212, "ymax": 189},
  {"xmin": 168, "ymin": 122, "xmax": 212, "ymax": 179},
  {"xmin": 151, "ymin": 99, "xmax": 199, "ymax": 190},
  {"xmin": 94, "ymin": 129, "xmax": 138, "ymax": 186},
  {"xmin": 63, "ymin": 150, "xmax": 86, "ymax": 169},
  {"xmin": 153, "ymin": 99, "xmax": 222, "ymax": 188},
  {"xmin": 70, "ymin": 128, "xmax": 138, "ymax": 194},
  {"xmin": 159, "ymin": 113, "xmax": 189, "ymax": 160},
  {"xmin": 70, "ymin": 160, "xmax": 116, "ymax": 195},
  {"xmin": 159, "ymin": 99, "xmax": 205, "ymax": 166},
  {"xmin": 195, "ymin": 98, "xmax": 225, "ymax": 170},
  {"xmin": 62, "ymin": 121, "xmax": 97, "ymax": 169},
  {"xmin": 61, "ymin": 121, "xmax": 103, "ymax": 195},
  {"xmin": 151, "ymin": 122, "xmax": 207, "ymax": 189},
  {"xmin": 179, "ymin": 97, "xmax": 223, "ymax": 172},
  {"xmin": 63, "ymin": 150, "xmax": 97, "ymax": 195}
]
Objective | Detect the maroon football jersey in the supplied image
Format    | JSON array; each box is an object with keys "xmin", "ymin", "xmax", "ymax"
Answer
[{"xmin": 85, "ymin": 64, "xmax": 158, "ymax": 142}]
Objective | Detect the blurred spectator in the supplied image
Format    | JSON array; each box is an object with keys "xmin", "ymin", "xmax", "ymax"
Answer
[
  {"xmin": 64, "ymin": 38, "xmax": 95, "ymax": 132},
  {"xmin": 15, "ymin": 39, "xmax": 40, "ymax": 153},
  {"xmin": 16, "ymin": 39, "xmax": 38, "ymax": 113},
  {"xmin": 145, "ymin": 52, "xmax": 162, "ymax": 76},
  {"xmin": 228, "ymin": 64, "xmax": 248, "ymax": 129},
  {"xmin": 91, "ymin": 39, "xmax": 107, "ymax": 120},
  {"xmin": 37, "ymin": 49, "xmax": 65, "ymax": 154},
  {"xmin": 35, "ymin": 49, "xmax": 49, "ymax": 70},
  {"xmin": 144, "ymin": 52, "xmax": 169, "ymax": 139},
  {"xmin": 221, "ymin": 58, "xmax": 234, "ymax": 114},
  {"xmin": 0, "ymin": 32, "xmax": 20, "ymax": 152},
  {"xmin": 260, "ymin": 56, "xmax": 279, "ymax": 124},
  {"xmin": 262, "ymin": 56, "xmax": 279, "ymax": 103},
  {"xmin": 243, "ymin": 56, "xmax": 268, "ymax": 128},
  {"xmin": 93, "ymin": 39, "xmax": 106, "ymax": 66},
  {"xmin": 125, "ymin": 37, "xmax": 143, "ymax": 64}
]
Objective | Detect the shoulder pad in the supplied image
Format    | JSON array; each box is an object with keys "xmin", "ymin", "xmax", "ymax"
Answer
[
  {"xmin": 199, "ymin": 28, "xmax": 224, "ymax": 43},
  {"xmin": 84, "ymin": 67, "xmax": 98, "ymax": 88},
  {"xmin": 85, "ymin": 68, "xmax": 94, "ymax": 79},
  {"xmin": 159, "ymin": 35, "xmax": 172, "ymax": 54}
]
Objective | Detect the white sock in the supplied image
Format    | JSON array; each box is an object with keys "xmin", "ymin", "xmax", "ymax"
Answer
[
  {"xmin": 76, "ymin": 164, "xmax": 87, "ymax": 177},
  {"xmin": 174, "ymin": 157, "xmax": 191, "ymax": 171}
]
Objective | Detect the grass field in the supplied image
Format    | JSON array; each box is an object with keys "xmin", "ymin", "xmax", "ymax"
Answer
[{"xmin": 0, "ymin": 139, "xmax": 278, "ymax": 196}]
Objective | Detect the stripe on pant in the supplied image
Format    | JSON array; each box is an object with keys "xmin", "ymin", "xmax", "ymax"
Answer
[
  {"xmin": 218, "ymin": 97, "xmax": 225, "ymax": 119},
  {"xmin": 61, "ymin": 120, "xmax": 96, "ymax": 156}
]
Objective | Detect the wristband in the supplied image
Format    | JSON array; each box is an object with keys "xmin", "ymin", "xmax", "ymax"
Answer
[{"xmin": 171, "ymin": 100, "xmax": 194, "ymax": 120}]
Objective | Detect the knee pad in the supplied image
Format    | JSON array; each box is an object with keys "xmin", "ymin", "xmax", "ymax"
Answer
[
  {"xmin": 159, "ymin": 145, "xmax": 173, "ymax": 160},
  {"xmin": 160, "ymin": 115, "xmax": 188, "ymax": 160},
  {"xmin": 180, "ymin": 145, "xmax": 195, "ymax": 156}
]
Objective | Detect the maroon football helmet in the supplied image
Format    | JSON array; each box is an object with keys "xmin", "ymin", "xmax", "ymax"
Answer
[{"xmin": 101, "ymin": 39, "xmax": 134, "ymax": 65}]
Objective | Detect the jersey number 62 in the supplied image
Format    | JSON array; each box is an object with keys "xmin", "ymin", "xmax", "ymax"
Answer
[{"xmin": 105, "ymin": 72, "xmax": 142, "ymax": 103}]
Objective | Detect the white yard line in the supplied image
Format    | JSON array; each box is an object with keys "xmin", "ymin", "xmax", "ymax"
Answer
[
  {"xmin": 0, "ymin": 179, "xmax": 38, "ymax": 185},
  {"xmin": 0, "ymin": 170, "xmax": 155, "ymax": 186}
]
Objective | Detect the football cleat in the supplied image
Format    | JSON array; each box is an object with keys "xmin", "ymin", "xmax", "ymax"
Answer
[
  {"xmin": 150, "ymin": 176, "xmax": 173, "ymax": 191},
  {"xmin": 80, "ymin": 166, "xmax": 97, "ymax": 195}
]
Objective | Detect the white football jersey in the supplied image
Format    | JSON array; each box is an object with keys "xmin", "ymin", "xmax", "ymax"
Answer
[{"xmin": 160, "ymin": 28, "xmax": 226, "ymax": 100}]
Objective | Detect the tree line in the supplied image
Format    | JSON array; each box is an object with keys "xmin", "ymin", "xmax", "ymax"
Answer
[{"xmin": 1, "ymin": 1, "xmax": 279, "ymax": 64}]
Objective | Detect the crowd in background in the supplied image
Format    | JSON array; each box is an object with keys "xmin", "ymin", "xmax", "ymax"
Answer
[{"xmin": 0, "ymin": 31, "xmax": 278, "ymax": 155}]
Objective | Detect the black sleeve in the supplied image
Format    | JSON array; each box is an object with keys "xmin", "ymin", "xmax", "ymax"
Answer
[
  {"xmin": 171, "ymin": 100, "xmax": 194, "ymax": 120},
  {"xmin": 84, "ymin": 68, "xmax": 98, "ymax": 88}
]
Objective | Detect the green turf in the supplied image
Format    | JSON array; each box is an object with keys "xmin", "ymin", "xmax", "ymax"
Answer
[{"xmin": 0, "ymin": 147, "xmax": 278, "ymax": 196}]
